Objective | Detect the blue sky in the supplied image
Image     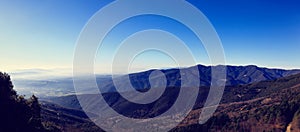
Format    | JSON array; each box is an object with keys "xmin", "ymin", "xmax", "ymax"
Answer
[{"xmin": 1, "ymin": 0, "xmax": 300, "ymax": 74}]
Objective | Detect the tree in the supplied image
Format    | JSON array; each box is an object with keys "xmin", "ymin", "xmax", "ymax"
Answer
[{"xmin": 0, "ymin": 72, "xmax": 46, "ymax": 131}]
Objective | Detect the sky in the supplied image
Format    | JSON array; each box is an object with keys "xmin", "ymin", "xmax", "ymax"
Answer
[{"xmin": 1, "ymin": 0, "xmax": 300, "ymax": 74}]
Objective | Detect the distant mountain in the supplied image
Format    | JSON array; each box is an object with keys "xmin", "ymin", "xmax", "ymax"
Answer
[
  {"xmin": 98, "ymin": 65, "xmax": 300, "ymax": 93},
  {"xmin": 45, "ymin": 72, "xmax": 300, "ymax": 131}
]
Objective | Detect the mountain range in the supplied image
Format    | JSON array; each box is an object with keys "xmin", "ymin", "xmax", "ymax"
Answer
[
  {"xmin": 13, "ymin": 65, "xmax": 300, "ymax": 98},
  {"xmin": 39, "ymin": 65, "xmax": 300, "ymax": 131}
]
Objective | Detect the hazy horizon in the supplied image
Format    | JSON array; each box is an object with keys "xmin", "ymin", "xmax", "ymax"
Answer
[{"xmin": 6, "ymin": 63, "xmax": 300, "ymax": 80}]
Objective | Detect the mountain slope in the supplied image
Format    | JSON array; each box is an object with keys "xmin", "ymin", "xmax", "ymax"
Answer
[
  {"xmin": 174, "ymin": 73, "xmax": 300, "ymax": 131},
  {"xmin": 46, "ymin": 73, "xmax": 300, "ymax": 131},
  {"xmin": 40, "ymin": 101, "xmax": 103, "ymax": 131}
]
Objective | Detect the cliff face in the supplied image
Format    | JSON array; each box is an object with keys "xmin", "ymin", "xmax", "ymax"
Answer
[{"xmin": 0, "ymin": 72, "xmax": 46, "ymax": 131}]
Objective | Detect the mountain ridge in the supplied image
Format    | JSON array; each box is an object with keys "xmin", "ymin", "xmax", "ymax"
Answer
[{"xmin": 98, "ymin": 64, "xmax": 300, "ymax": 93}]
